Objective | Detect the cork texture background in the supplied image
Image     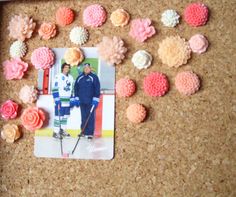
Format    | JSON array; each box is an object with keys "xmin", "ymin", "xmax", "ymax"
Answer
[{"xmin": 0, "ymin": 0, "xmax": 235, "ymax": 196}]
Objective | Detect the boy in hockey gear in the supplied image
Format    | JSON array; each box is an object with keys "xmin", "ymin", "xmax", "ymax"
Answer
[
  {"xmin": 74, "ymin": 63, "xmax": 100, "ymax": 140},
  {"xmin": 52, "ymin": 63, "xmax": 75, "ymax": 139}
]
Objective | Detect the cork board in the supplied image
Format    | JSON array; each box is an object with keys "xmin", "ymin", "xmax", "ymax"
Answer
[{"xmin": 0, "ymin": 0, "xmax": 235, "ymax": 196}]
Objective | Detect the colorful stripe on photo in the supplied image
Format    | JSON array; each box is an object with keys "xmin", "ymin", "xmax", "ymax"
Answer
[{"xmin": 35, "ymin": 129, "xmax": 114, "ymax": 138}]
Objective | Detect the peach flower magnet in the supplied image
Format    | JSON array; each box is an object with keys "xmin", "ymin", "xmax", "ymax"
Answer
[
  {"xmin": 116, "ymin": 78, "xmax": 136, "ymax": 97},
  {"xmin": 3, "ymin": 58, "xmax": 28, "ymax": 80},
  {"xmin": 64, "ymin": 48, "xmax": 84, "ymax": 66},
  {"xmin": 1, "ymin": 124, "xmax": 21, "ymax": 143},
  {"xmin": 0, "ymin": 100, "xmax": 19, "ymax": 120},
  {"xmin": 38, "ymin": 22, "xmax": 57, "ymax": 40},
  {"xmin": 19, "ymin": 85, "xmax": 38, "ymax": 104},
  {"xmin": 158, "ymin": 36, "xmax": 191, "ymax": 68},
  {"xmin": 129, "ymin": 18, "xmax": 156, "ymax": 42},
  {"xmin": 175, "ymin": 71, "xmax": 200, "ymax": 96},
  {"xmin": 110, "ymin": 9, "xmax": 130, "ymax": 27},
  {"xmin": 31, "ymin": 47, "xmax": 55, "ymax": 69},
  {"xmin": 8, "ymin": 14, "xmax": 36, "ymax": 41},
  {"xmin": 97, "ymin": 36, "xmax": 127, "ymax": 65},
  {"xmin": 126, "ymin": 104, "xmax": 147, "ymax": 123},
  {"xmin": 21, "ymin": 107, "xmax": 45, "ymax": 131}
]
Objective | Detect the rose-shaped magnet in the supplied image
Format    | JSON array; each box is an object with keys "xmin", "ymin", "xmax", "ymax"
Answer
[
  {"xmin": 0, "ymin": 100, "xmax": 19, "ymax": 120},
  {"xmin": 21, "ymin": 107, "xmax": 45, "ymax": 131}
]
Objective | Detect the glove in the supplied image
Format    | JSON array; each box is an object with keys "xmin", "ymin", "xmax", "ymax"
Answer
[
  {"xmin": 92, "ymin": 99, "xmax": 99, "ymax": 108},
  {"xmin": 75, "ymin": 97, "xmax": 80, "ymax": 107},
  {"xmin": 55, "ymin": 99, "xmax": 61, "ymax": 108},
  {"xmin": 70, "ymin": 97, "xmax": 75, "ymax": 108}
]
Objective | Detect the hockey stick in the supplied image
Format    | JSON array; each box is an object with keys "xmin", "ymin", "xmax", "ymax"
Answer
[{"xmin": 71, "ymin": 105, "xmax": 95, "ymax": 154}]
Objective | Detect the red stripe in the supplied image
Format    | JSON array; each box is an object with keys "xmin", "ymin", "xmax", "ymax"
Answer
[
  {"xmin": 95, "ymin": 95, "xmax": 103, "ymax": 137},
  {"xmin": 43, "ymin": 68, "xmax": 50, "ymax": 95}
]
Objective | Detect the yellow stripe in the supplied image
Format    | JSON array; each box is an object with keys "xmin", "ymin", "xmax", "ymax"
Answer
[
  {"xmin": 102, "ymin": 130, "xmax": 114, "ymax": 137},
  {"xmin": 35, "ymin": 129, "xmax": 114, "ymax": 138}
]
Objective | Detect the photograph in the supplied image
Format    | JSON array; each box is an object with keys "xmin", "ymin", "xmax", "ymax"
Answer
[{"xmin": 34, "ymin": 48, "xmax": 115, "ymax": 160}]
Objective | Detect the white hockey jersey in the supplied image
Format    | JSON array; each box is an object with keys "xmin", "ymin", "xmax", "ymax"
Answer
[{"xmin": 52, "ymin": 73, "xmax": 74, "ymax": 107}]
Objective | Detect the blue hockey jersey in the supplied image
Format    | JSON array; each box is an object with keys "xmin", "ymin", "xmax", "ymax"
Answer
[{"xmin": 74, "ymin": 72, "xmax": 100, "ymax": 104}]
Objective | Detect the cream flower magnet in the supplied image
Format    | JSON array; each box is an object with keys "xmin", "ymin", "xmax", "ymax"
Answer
[
  {"xmin": 9, "ymin": 40, "xmax": 27, "ymax": 58},
  {"xmin": 70, "ymin": 26, "xmax": 89, "ymax": 45},
  {"xmin": 131, "ymin": 50, "xmax": 152, "ymax": 70},
  {"xmin": 161, "ymin": 9, "xmax": 180, "ymax": 27}
]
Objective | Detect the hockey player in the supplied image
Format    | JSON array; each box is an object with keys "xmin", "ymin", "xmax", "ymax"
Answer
[
  {"xmin": 74, "ymin": 63, "xmax": 100, "ymax": 140},
  {"xmin": 52, "ymin": 63, "xmax": 75, "ymax": 139}
]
